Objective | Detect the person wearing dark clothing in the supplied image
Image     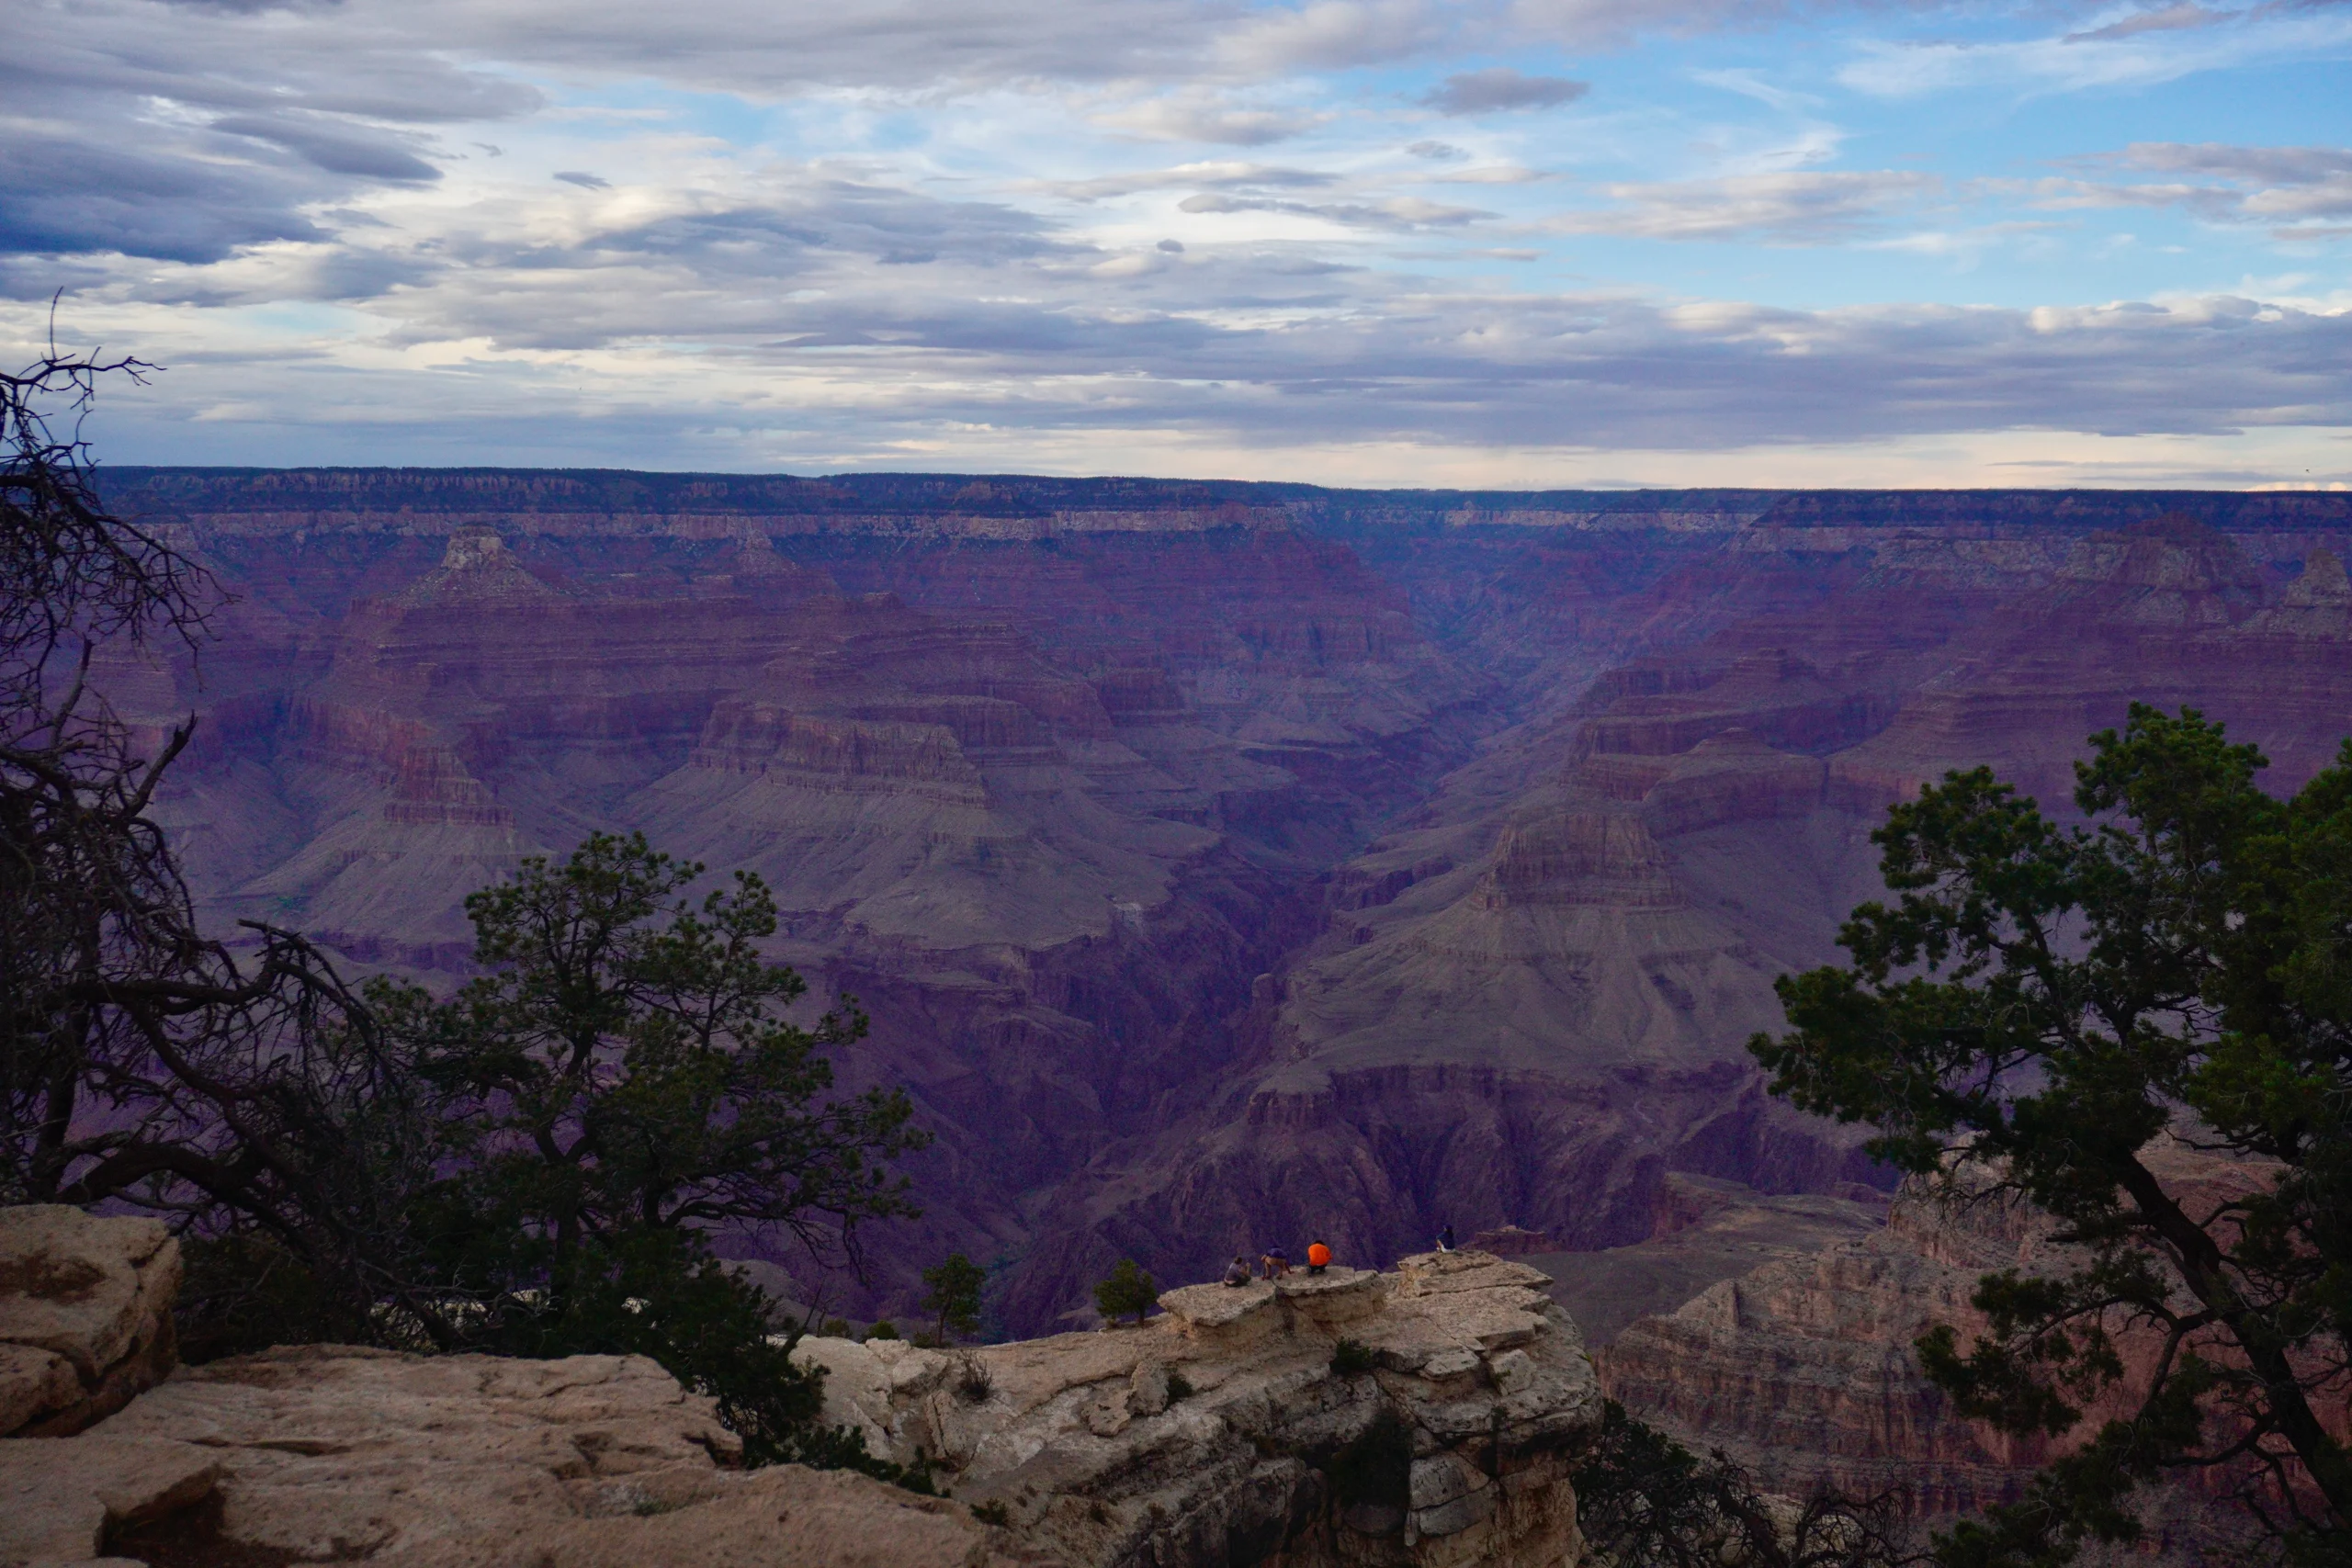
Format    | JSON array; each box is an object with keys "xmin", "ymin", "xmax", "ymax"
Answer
[
  {"xmin": 1263, "ymin": 1247, "xmax": 1290, "ymax": 1278},
  {"xmin": 1222, "ymin": 1256, "xmax": 1254, "ymax": 1287},
  {"xmin": 1438, "ymin": 1224, "xmax": 1455, "ymax": 1252}
]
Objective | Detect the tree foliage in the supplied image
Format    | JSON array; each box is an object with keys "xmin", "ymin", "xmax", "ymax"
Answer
[
  {"xmin": 390, "ymin": 832, "xmax": 926, "ymax": 1320},
  {"xmin": 0, "ymin": 347, "xmax": 423, "ymax": 1324},
  {"xmin": 0, "ymin": 347, "xmax": 931, "ymax": 1477},
  {"xmin": 1094, "ymin": 1258, "xmax": 1158, "ymax": 1325},
  {"xmin": 1752, "ymin": 705, "xmax": 2352, "ymax": 1567},
  {"xmin": 922, "ymin": 1251, "xmax": 986, "ymax": 1344}
]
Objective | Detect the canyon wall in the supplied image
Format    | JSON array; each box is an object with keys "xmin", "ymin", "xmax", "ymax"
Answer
[
  {"xmin": 93, "ymin": 468, "xmax": 2352, "ymax": 1332},
  {"xmin": 1596, "ymin": 1146, "xmax": 2322, "ymax": 1556}
]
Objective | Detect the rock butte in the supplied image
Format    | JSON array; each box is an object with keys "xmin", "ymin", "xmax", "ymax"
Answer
[
  {"xmin": 78, "ymin": 470, "xmax": 2352, "ymax": 1337},
  {"xmin": 2, "ymin": 1214, "xmax": 1601, "ymax": 1568}
]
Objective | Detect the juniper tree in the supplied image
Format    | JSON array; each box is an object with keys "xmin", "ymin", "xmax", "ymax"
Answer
[{"xmin": 1753, "ymin": 705, "xmax": 2352, "ymax": 1567}]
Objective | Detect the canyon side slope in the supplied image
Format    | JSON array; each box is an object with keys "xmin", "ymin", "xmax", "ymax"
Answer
[{"xmin": 97, "ymin": 469, "xmax": 2352, "ymax": 1332}]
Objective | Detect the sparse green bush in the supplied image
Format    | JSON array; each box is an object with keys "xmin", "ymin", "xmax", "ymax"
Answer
[
  {"xmin": 922, "ymin": 1252, "xmax": 986, "ymax": 1343},
  {"xmin": 1164, "ymin": 1368, "xmax": 1193, "ymax": 1403},
  {"xmin": 1330, "ymin": 1337, "xmax": 1377, "ymax": 1377},
  {"xmin": 866, "ymin": 1318, "xmax": 899, "ymax": 1341},
  {"xmin": 1093, "ymin": 1259, "xmax": 1158, "ymax": 1325}
]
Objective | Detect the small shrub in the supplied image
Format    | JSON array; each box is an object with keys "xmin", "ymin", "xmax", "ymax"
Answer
[
  {"xmin": 866, "ymin": 1319, "xmax": 899, "ymax": 1341},
  {"xmin": 1330, "ymin": 1337, "xmax": 1378, "ymax": 1376},
  {"xmin": 923, "ymin": 1252, "xmax": 987, "ymax": 1343},
  {"xmin": 821, "ymin": 1317, "xmax": 851, "ymax": 1337},
  {"xmin": 1093, "ymin": 1259, "xmax": 1159, "ymax": 1325},
  {"xmin": 1164, "ymin": 1368, "xmax": 1194, "ymax": 1403},
  {"xmin": 971, "ymin": 1499, "xmax": 1012, "ymax": 1528},
  {"xmin": 955, "ymin": 1353, "xmax": 995, "ymax": 1404}
]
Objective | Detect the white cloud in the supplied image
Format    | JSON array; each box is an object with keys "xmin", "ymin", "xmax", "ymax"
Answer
[
  {"xmin": 1839, "ymin": 3, "xmax": 2352, "ymax": 96},
  {"xmin": 1093, "ymin": 95, "xmax": 1322, "ymax": 145},
  {"xmin": 1546, "ymin": 171, "xmax": 1939, "ymax": 243},
  {"xmin": 1038, "ymin": 162, "xmax": 1339, "ymax": 201},
  {"xmin": 1420, "ymin": 68, "xmax": 1590, "ymax": 114},
  {"xmin": 2019, "ymin": 142, "xmax": 2352, "ymax": 236},
  {"xmin": 6, "ymin": 0, "xmax": 2349, "ymax": 484}
]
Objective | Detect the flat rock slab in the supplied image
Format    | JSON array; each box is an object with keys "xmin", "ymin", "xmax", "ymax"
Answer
[
  {"xmin": 18, "ymin": 1346, "xmax": 1030, "ymax": 1568},
  {"xmin": 1273, "ymin": 1268, "xmax": 1379, "ymax": 1301},
  {"xmin": 1157, "ymin": 1280, "xmax": 1274, "ymax": 1330}
]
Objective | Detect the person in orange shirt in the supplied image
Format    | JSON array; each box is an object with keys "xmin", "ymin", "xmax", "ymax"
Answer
[{"xmin": 1306, "ymin": 1239, "xmax": 1332, "ymax": 1275}]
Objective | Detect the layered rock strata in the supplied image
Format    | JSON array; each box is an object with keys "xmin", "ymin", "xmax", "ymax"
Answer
[
  {"xmin": 86, "ymin": 472, "xmax": 2352, "ymax": 1337},
  {"xmin": 795, "ymin": 1249, "xmax": 1603, "ymax": 1567},
  {"xmin": 1595, "ymin": 1150, "xmax": 2329, "ymax": 1550},
  {"xmin": 0, "ymin": 1208, "xmax": 181, "ymax": 1438}
]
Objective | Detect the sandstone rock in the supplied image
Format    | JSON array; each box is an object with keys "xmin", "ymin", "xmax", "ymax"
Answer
[
  {"xmin": 0, "ymin": 1209, "xmax": 180, "ymax": 1438},
  {"xmin": 797, "ymin": 1249, "xmax": 1602, "ymax": 1567},
  {"xmin": 0, "ymin": 1431, "xmax": 221, "ymax": 1566}
]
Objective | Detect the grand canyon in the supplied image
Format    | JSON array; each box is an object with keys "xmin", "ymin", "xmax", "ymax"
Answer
[
  {"xmin": 93, "ymin": 473, "xmax": 2352, "ymax": 1319},
  {"xmin": 3, "ymin": 467, "xmax": 2339, "ymax": 1562}
]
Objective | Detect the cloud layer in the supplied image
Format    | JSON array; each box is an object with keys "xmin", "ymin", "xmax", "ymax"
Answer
[{"xmin": 4, "ymin": 0, "xmax": 2348, "ymax": 484}]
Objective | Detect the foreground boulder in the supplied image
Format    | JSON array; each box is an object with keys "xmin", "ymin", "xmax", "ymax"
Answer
[
  {"xmin": 796, "ymin": 1250, "xmax": 1604, "ymax": 1566},
  {"xmin": 0, "ymin": 1208, "xmax": 180, "ymax": 1438}
]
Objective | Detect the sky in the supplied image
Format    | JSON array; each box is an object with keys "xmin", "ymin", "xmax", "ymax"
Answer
[{"xmin": 4, "ymin": 0, "xmax": 2349, "ymax": 488}]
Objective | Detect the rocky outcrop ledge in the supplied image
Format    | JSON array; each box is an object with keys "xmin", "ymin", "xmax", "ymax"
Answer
[
  {"xmin": 797, "ymin": 1250, "xmax": 1603, "ymax": 1566},
  {"xmin": 1, "ymin": 1228, "xmax": 1598, "ymax": 1568}
]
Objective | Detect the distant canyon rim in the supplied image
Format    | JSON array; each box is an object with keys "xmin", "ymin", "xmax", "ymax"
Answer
[{"xmin": 94, "ymin": 468, "xmax": 2352, "ymax": 1337}]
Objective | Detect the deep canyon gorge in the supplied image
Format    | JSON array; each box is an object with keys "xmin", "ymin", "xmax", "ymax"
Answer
[{"xmin": 89, "ymin": 468, "xmax": 2352, "ymax": 1365}]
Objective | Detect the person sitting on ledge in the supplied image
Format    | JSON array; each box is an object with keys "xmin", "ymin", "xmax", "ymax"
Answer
[
  {"xmin": 1438, "ymin": 1224, "xmax": 1455, "ymax": 1252},
  {"xmin": 1222, "ymin": 1255, "xmax": 1254, "ymax": 1287},
  {"xmin": 1306, "ymin": 1239, "xmax": 1332, "ymax": 1275}
]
